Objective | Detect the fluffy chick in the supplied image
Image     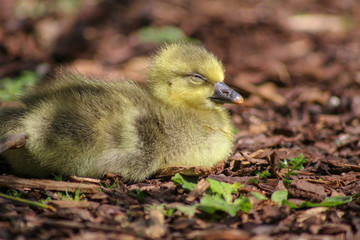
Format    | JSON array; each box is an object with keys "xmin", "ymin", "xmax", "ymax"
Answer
[{"xmin": 0, "ymin": 43, "xmax": 243, "ymax": 182}]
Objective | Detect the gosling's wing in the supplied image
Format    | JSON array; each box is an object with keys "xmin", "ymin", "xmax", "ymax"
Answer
[
  {"xmin": 0, "ymin": 107, "xmax": 26, "ymax": 133},
  {"xmin": 0, "ymin": 128, "xmax": 28, "ymax": 153},
  {"xmin": 0, "ymin": 107, "xmax": 28, "ymax": 153}
]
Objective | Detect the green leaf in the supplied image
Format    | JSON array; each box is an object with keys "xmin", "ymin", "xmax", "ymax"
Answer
[
  {"xmin": 7, "ymin": 189, "xmax": 22, "ymax": 197},
  {"xmin": 206, "ymin": 178, "xmax": 223, "ymax": 195},
  {"xmin": 149, "ymin": 203, "xmax": 175, "ymax": 216},
  {"xmin": 353, "ymin": 193, "xmax": 360, "ymax": 199},
  {"xmin": 198, "ymin": 194, "xmax": 252, "ymax": 216},
  {"xmin": 234, "ymin": 197, "xmax": 252, "ymax": 213},
  {"xmin": 249, "ymin": 169, "xmax": 271, "ymax": 184},
  {"xmin": 0, "ymin": 192, "xmax": 54, "ymax": 211},
  {"xmin": 163, "ymin": 207, "xmax": 175, "ymax": 216},
  {"xmin": 284, "ymin": 196, "xmax": 353, "ymax": 209},
  {"xmin": 137, "ymin": 26, "xmax": 189, "ymax": 44},
  {"xmin": 171, "ymin": 173, "xmax": 198, "ymax": 192},
  {"xmin": 248, "ymin": 178, "xmax": 259, "ymax": 184},
  {"xmin": 282, "ymin": 178, "xmax": 291, "ymax": 188},
  {"xmin": 250, "ymin": 192, "xmax": 268, "ymax": 201},
  {"xmin": 0, "ymin": 71, "xmax": 40, "ymax": 102},
  {"xmin": 232, "ymin": 182, "xmax": 242, "ymax": 192},
  {"xmin": 278, "ymin": 153, "xmax": 308, "ymax": 186},
  {"xmin": 288, "ymin": 153, "xmax": 307, "ymax": 171},
  {"xmin": 271, "ymin": 190, "xmax": 288, "ymax": 205},
  {"xmin": 322, "ymin": 196, "xmax": 352, "ymax": 204},
  {"xmin": 258, "ymin": 170, "xmax": 271, "ymax": 179},
  {"xmin": 282, "ymin": 200, "xmax": 299, "ymax": 208},
  {"xmin": 199, "ymin": 194, "xmax": 239, "ymax": 217},
  {"xmin": 302, "ymin": 196, "xmax": 352, "ymax": 208},
  {"xmin": 206, "ymin": 178, "xmax": 242, "ymax": 203},
  {"xmin": 175, "ymin": 204, "xmax": 197, "ymax": 218},
  {"xmin": 127, "ymin": 189, "xmax": 146, "ymax": 203},
  {"xmin": 51, "ymin": 174, "xmax": 63, "ymax": 181}
]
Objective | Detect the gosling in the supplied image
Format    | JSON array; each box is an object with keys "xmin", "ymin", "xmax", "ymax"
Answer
[{"xmin": 0, "ymin": 43, "xmax": 243, "ymax": 182}]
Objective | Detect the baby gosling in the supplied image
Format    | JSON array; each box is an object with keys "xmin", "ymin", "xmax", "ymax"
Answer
[{"xmin": 0, "ymin": 43, "xmax": 243, "ymax": 182}]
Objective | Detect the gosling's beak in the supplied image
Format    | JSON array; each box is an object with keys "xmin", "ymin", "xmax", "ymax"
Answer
[{"xmin": 210, "ymin": 82, "xmax": 243, "ymax": 105}]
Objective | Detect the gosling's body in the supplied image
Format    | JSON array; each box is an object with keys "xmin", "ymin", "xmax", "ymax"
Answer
[{"xmin": 0, "ymin": 43, "xmax": 242, "ymax": 182}]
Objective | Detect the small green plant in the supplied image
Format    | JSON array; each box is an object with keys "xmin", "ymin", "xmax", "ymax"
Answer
[
  {"xmin": 171, "ymin": 173, "xmax": 198, "ymax": 192},
  {"xmin": 39, "ymin": 196, "xmax": 52, "ymax": 204},
  {"xmin": 51, "ymin": 174, "xmax": 63, "ymax": 181},
  {"xmin": 0, "ymin": 192, "xmax": 54, "ymax": 211},
  {"xmin": 71, "ymin": 188, "xmax": 84, "ymax": 201},
  {"xmin": 136, "ymin": 26, "xmax": 190, "ymax": 44},
  {"xmin": 249, "ymin": 169, "xmax": 271, "ymax": 184},
  {"xmin": 52, "ymin": 191, "xmax": 64, "ymax": 200},
  {"xmin": 198, "ymin": 178, "xmax": 250, "ymax": 217},
  {"xmin": 7, "ymin": 189, "xmax": 22, "ymax": 197},
  {"xmin": 171, "ymin": 173, "xmax": 252, "ymax": 217},
  {"xmin": 206, "ymin": 178, "xmax": 242, "ymax": 203},
  {"xmin": 271, "ymin": 190, "xmax": 289, "ymax": 205},
  {"xmin": 278, "ymin": 153, "xmax": 307, "ymax": 187},
  {"xmin": 149, "ymin": 203, "xmax": 175, "ymax": 217},
  {"xmin": 50, "ymin": 188, "xmax": 84, "ymax": 201},
  {"xmin": 99, "ymin": 179, "xmax": 122, "ymax": 189},
  {"xmin": 63, "ymin": 188, "xmax": 84, "ymax": 201},
  {"xmin": 271, "ymin": 190, "xmax": 353, "ymax": 208},
  {"xmin": 15, "ymin": 0, "xmax": 81, "ymax": 19},
  {"xmin": 250, "ymin": 192, "xmax": 267, "ymax": 201},
  {"xmin": 0, "ymin": 71, "xmax": 40, "ymax": 102},
  {"xmin": 127, "ymin": 189, "xmax": 146, "ymax": 203},
  {"xmin": 198, "ymin": 194, "xmax": 251, "ymax": 217},
  {"xmin": 173, "ymin": 204, "xmax": 198, "ymax": 218}
]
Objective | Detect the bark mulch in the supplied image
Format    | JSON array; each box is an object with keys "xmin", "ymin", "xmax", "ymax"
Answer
[{"xmin": 0, "ymin": 0, "xmax": 359, "ymax": 239}]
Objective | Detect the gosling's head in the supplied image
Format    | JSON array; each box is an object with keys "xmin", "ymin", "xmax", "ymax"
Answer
[{"xmin": 148, "ymin": 43, "xmax": 243, "ymax": 109}]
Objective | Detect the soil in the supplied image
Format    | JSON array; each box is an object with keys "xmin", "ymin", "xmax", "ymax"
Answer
[{"xmin": 0, "ymin": 0, "xmax": 359, "ymax": 239}]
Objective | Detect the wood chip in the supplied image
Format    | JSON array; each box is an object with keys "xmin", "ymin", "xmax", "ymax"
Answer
[
  {"xmin": 49, "ymin": 200, "xmax": 93, "ymax": 209},
  {"xmin": 185, "ymin": 178, "xmax": 210, "ymax": 203},
  {"xmin": 0, "ymin": 175, "xmax": 100, "ymax": 193}
]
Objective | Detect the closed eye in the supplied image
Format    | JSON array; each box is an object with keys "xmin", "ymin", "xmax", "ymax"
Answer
[{"xmin": 191, "ymin": 73, "xmax": 207, "ymax": 81}]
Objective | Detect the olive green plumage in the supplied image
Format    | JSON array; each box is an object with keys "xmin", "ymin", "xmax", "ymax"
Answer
[{"xmin": 0, "ymin": 43, "xmax": 242, "ymax": 182}]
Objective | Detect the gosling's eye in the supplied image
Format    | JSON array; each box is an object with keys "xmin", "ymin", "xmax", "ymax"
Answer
[{"xmin": 191, "ymin": 73, "xmax": 207, "ymax": 83}]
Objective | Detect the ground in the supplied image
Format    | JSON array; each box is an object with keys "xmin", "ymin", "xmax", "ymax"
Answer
[{"xmin": 0, "ymin": 0, "xmax": 359, "ymax": 239}]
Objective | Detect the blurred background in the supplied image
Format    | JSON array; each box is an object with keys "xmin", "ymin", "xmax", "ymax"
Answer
[
  {"xmin": 1, "ymin": 2, "xmax": 360, "ymax": 237},
  {"xmin": 0, "ymin": 0, "xmax": 359, "ymax": 139}
]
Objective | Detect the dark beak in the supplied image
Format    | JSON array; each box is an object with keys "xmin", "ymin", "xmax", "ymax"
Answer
[{"xmin": 210, "ymin": 82, "xmax": 243, "ymax": 105}]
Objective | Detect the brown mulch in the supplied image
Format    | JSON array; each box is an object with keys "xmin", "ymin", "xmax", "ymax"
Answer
[{"xmin": 0, "ymin": 0, "xmax": 360, "ymax": 239}]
